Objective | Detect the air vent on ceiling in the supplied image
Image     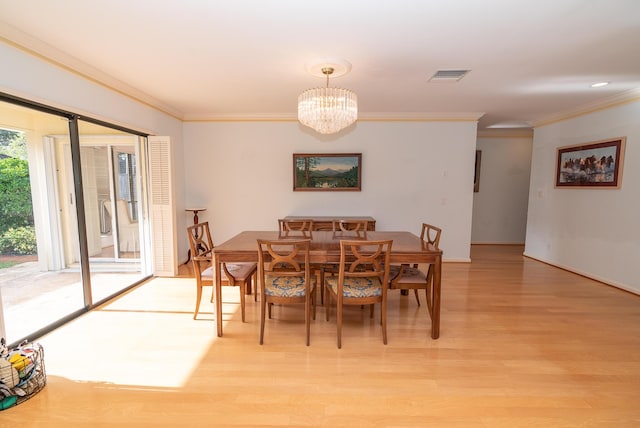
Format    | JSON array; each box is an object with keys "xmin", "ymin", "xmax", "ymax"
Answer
[{"xmin": 429, "ymin": 69, "xmax": 470, "ymax": 82}]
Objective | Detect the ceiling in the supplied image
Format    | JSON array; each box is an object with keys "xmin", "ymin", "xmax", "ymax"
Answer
[{"xmin": 1, "ymin": 0, "xmax": 640, "ymax": 132}]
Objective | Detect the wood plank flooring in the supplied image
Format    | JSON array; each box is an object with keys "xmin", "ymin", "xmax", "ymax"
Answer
[{"xmin": 3, "ymin": 245, "xmax": 639, "ymax": 427}]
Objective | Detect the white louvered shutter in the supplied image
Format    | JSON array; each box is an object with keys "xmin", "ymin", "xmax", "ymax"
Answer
[{"xmin": 148, "ymin": 136, "xmax": 177, "ymax": 276}]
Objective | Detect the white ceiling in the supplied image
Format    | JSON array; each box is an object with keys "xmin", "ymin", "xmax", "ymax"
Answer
[{"xmin": 1, "ymin": 0, "xmax": 640, "ymax": 131}]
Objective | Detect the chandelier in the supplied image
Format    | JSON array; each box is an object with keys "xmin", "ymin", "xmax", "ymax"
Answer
[{"xmin": 298, "ymin": 63, "xmax": 358, "ymax": 134}]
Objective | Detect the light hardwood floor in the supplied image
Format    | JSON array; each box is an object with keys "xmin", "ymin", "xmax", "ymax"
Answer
[{"xmin": 3, "ymin": 245, "xmax": 640, "ymax": 427}]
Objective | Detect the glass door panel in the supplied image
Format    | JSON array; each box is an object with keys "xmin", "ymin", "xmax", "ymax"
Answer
[
  {"xmin": 0, "ymin": 101, "xmax": 84, "ymax": 343},
  {"xmin": 76, "ymin": 121, "xmax": 149, "ymax": 303}
]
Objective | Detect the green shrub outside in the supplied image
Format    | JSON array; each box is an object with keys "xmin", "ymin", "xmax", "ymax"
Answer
[
  {"xmin": 0, "ymin": 154, "xmax": 36, "ymax": 256},
  {"xmin": 0, "ymin": 157, "xmax": 34, "ymax": 234},
  {"xmin": 0, "ymin": 226, "xmax": 37, "ymax": 255}
]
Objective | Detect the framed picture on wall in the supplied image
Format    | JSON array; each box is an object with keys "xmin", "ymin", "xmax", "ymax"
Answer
[
  {"xmin": 555, "ymin": 137, "xmax": 625, "ymax": 188},
  {"xmin": 293, "ymin": 153, "xmax": 362, "ymax": 191}
]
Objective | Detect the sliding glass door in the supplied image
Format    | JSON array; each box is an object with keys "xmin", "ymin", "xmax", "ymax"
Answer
[
  {"xmin": 0, "ymin": 97, "xmax": 152, "ymax": 345},
  {"xmin": 0, "ymin": 100, "xmax": 84, "ymax": 342}
]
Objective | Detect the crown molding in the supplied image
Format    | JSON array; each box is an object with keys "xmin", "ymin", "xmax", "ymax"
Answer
[
  {"xmin": 0, "ymin": 22, "xmax": 184, "ymax": 120},
  {"xmin": 183, "ymin": 115, "xmax": 295, "ymax": 123},
  {"xmin": 531, "ymin": 88, "xmax": 640, "ymax": 128},
  {"xmin": 477, "ymin": 128, "xmax": 533, "ymax": 139},
  {"xmin": 183, "ymin": 111, "xmax": 485, "ymax": 123},
  {"xmin": 359, "ymin": 112, "xmax": 484, "ymax": 122}
]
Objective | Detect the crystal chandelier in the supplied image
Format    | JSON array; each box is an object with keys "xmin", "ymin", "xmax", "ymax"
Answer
[{"xmin": 298, "ymin": 66, "xmax": 358, "ymax": 134}]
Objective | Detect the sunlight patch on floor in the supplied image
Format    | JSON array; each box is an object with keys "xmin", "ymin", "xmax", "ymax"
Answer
[{"xmin": 37, "ymin": 277, "xmax": 241, "ymax": 388}]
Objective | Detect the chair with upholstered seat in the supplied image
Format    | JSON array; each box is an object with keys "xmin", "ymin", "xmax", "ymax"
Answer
[
  {"xmin": 187, "ymin": 222, "xmax": 257, "ymax": 321},
  {"xmin": 318, "ymin": 219, "xmax": 370, "ymax": 303},
  {"xmin": 257, "ymin": 238, "xmax": 316, "ymax": 345},
  {"xmin": 388, "ymin": 223, "xmax": 442, "ymax": 318},
  {"xmin": 324, "ymin": 239, "xmax": 392, "ymax": 348}
]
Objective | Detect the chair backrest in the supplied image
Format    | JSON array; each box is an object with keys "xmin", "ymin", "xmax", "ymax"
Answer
[
  {"xmin": 278, "ymin": 229, "xmax": 313, "ymax": 239},
  {"xmin": 278, "ymin": 218, "xmax": 314, "ymax": 232},
  {"xmin": 333, "ymin": 219, "xmax": 368, "ymax": 232},
  {"xmin": 337, "ymin": 239, "xmax": 393, "ymax": 286},
  {"xmin": 257, "ymin": 239, "xmax": 312, "ymax": 281},
  {"xmin": 187, "ymin": 222, "xmax": 214, "ymax": 260},
  {"xmin": 420, "ymin": 223, "xmax": 442, "ymax": 248}
]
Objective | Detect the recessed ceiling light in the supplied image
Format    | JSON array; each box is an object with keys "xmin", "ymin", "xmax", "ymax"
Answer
[{"xmin": 591, "ymin": 81, "xmax": 609, "ymax": 88}]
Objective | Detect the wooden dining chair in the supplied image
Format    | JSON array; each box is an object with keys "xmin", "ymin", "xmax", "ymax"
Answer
[
  {"xmin": 318, "ymin": 219, "xmax": 370, "ymax": 303},
  {"xmin": 388, "ymin": 223, "xmax": 442, "ymax": 319},
  {"xmin": 187, "ymin": 222, "xmax": 257, "ymax": 321},
  {"xmin": 324, "ymin": 239, "xmax": 393, "ymax": 349},
  {"xmin": 278, "ymin": 218, "xmax": 314, "ymax": 232},
  {"xmin": 257, "ymin": 238, "xmax": 316, "ymax": 345},
  {"xmin": 332, "ymin": 219, "xmax": 368, "ymax": 232}
]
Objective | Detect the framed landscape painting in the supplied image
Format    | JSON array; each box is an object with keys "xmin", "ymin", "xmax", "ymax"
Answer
[
  {"xmin": 293, "ymin": 153, "xmax": 361, "ymax": 191},
  {"xmin": 555, "ymin": 137, "xmax": 625, "ymax": 188}
]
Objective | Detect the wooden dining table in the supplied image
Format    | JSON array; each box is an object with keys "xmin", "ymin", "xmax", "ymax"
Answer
[{"xmin": 212, "ymin": 230, "xmax": 443, "ymax": 339}]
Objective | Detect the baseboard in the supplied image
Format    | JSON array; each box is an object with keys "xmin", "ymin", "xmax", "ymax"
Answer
[
  {"xmin": 523, "ymin": 252, "xmax": 639, "ymax": 296},
  {"xmin": 443, "ymin": 258, "xmax": 471, "ymax": 263},
  {"xmin": 471, "ymin": 242, "xmax": 525, "ymax": 245}
]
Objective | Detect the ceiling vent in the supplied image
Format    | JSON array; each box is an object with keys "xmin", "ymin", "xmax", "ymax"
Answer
[{"xmin": 429, "ymin": 69, "xmax": 470, "ymax": 82}]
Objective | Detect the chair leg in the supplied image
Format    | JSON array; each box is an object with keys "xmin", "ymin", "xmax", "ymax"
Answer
[
  {"xmin": 426, "ymin": 283, "xmax": 433, "ymax": 320},
  {"xmin": 305, "ymin": 292, "xmax": 311, "ymax": 346},
  {"xmin": 414, "ymin": 289, "xmax": 421, "ymax": 306},
  {"xmin": 312, "ymin": 284, "xmax": 317, "ymax": 321},
  {"xmin": 253, "ymin": 273, "xmax": 258, "ymax": 302},
  {"xmin": 320, "ymin": 269, "xmax": 324, "ymax": 305},
  {"xmin": 337, "ymin": 300, "xmax": 343, "ymax": 349},
  {"xmin": 239, "ymin": 282, "xmax": 246, "ymax": 323},
  {"xmin": 319, "ymin": 268, "xmax": 324, "ymax": 305},
  {"xmin": 325, "ymin": 288, "xmax": 331, "ymax": 321},
  {"xmin": 381, "ymin": 298, "xmax": 388, "ymax": 345},
  {"xmin": 194, "ymin": 284, "xmax": 203, "ymax": 320},
  {"xmin": 260, "ymin": 295, "xmax": 267, "ymax": 345}
]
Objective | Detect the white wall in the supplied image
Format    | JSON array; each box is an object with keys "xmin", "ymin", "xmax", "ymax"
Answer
[
  {"xmin": 471, "ymin": 135, "xmax": 532, "ymax": 244},
  {"xmin": 183, "ymin": 120, "xmax": 478, "ymax": 262},
  {"xmin": 525, "ymin": 101, "xmax": 640, "ymax": 294}
]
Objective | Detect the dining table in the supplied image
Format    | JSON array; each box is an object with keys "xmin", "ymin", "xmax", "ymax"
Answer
[{"xmin": 212, "ymin": 230, "xmax": 443, "ymax": 339}]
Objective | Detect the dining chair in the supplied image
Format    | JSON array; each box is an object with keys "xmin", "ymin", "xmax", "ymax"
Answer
[
  {"xmin": 257, "ymin": 238, "xmax": 316, "ymax": 345},
  {"xmin": 388, "ymin": 223, "xmax": 442, "ymax": 318},
  {"xmin": 187, "ymin": 222, "xmax": 257, "ymax": 321},
  {"xmin": 324, "ymin": 239, "xmax": 393, "ymax": 349},
  {"xmin": 319, "ymin": 219, "xmax": 370, "ymax": 303},
  {"xmin": 278, "ymin": 218, "xmax": 314, "ymax": 232},
  {"xmin": 332, "ymin": 219, "xmax": 369, "ymax": 232}
]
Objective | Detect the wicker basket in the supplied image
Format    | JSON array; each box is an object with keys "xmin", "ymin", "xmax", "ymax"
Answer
[{"xmin": 0, "ymin": 341, "xmax": 46, "ymax": 410}]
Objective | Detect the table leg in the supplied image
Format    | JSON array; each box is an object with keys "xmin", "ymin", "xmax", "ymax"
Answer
[
  {"xmin": 431, "ymin": 255, "xmax": 442, "ymax": 339},
  {"xmin": 215, "ymin": 254, "xmax": 223, "ymax": 337}
]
